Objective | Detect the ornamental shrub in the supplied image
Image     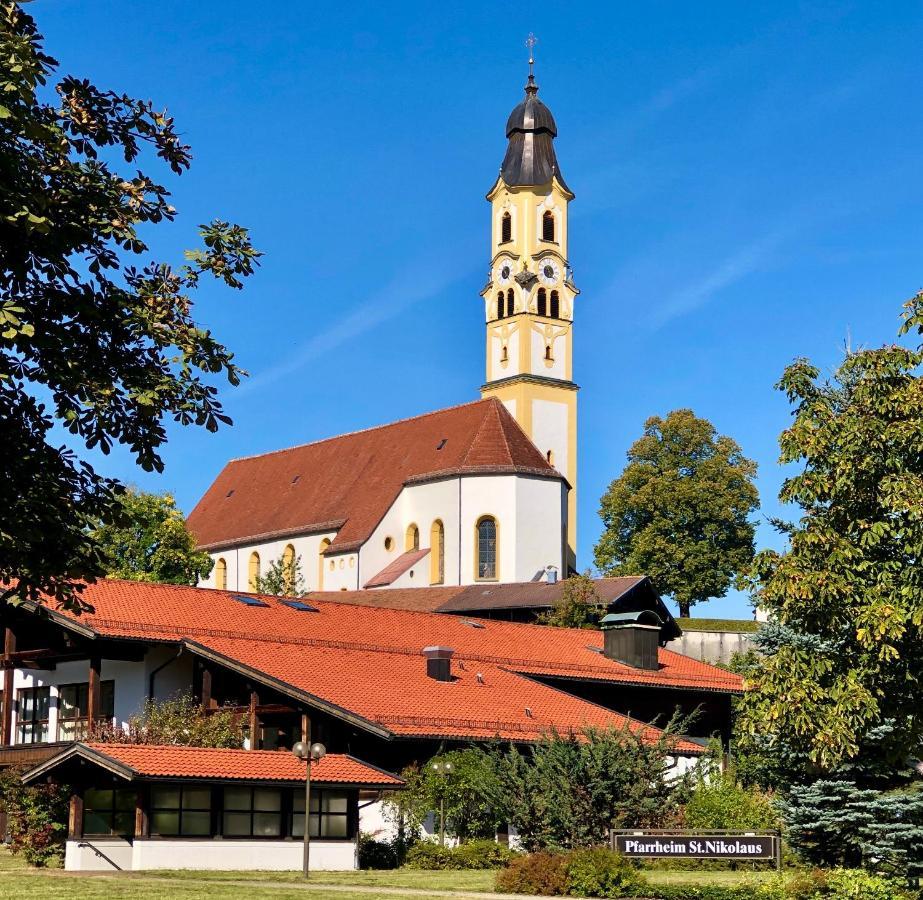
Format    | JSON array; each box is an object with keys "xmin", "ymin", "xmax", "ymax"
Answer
[
  {"xmin": 404, "ymin": 838, "xmax": 514, "ymax": 870},
  {"xmin": 820, "ymin": 868, "xmax": 912, "ymax": 900},
  {"xmin": 684, "ymin": 767, "xmax": 780, "ymax": 833},
  {"xmin": 494, "ymin": 851, "xmax": 569, "ymax": 895},
  {"xmin": 563, "ymin": 848, "xmax": 645, "ymax": 897},
  {"xmin": 357, "ymin": 833, "xmax": 399, "ymax": 869},
  {"xmin": 403, "ymin": 841, "xmax": 453, "ymax": 870},
  {"xmin": 0, "ymin": 766, "xmax": 69, "ymax": 867}
]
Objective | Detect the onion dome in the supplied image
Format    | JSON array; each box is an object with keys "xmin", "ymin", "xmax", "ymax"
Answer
[{"xmin": 499, "ymin": 74, "xmax": 567, "ymax": 189}]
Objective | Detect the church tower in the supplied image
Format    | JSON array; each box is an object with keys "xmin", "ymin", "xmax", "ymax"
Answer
[{"xmin": 480, "ymin": 52, "xmax": 579, "ymax": 573}]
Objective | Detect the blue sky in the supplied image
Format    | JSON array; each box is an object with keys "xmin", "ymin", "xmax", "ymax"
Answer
[{"xmin": 37, "ymin": 1, "xmax": 923, "ymax": 617}]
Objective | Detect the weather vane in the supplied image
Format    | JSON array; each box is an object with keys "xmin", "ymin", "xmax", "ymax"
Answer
[{"xmin": 526, "ymin": 32, "xmax": 538, "ymax": 77}]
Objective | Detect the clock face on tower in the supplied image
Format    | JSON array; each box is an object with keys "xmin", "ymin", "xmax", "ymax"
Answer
[
  {"xmin": 539, "ymin": 259, "xmax": 560, "ymax": 286},
  {"xmin": 495, "ymin": 260, "xmax": 514, "ymax": 285}
]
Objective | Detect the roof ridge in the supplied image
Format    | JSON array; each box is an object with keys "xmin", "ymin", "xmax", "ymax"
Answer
[{"xmin": 224, "ymin": 398, "xmax": 494, "ymax": 465}]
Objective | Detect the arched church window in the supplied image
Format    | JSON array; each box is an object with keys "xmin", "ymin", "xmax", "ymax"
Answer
[
  {"xmin": 537, "ymin": 288, "xmax": 547, "ymax": 317},
  {"xmin": 406, "ymin": 524, "xmax": 420, "ymax": 552},
  {"xmin": 496, "ymin": 292, "xmax": 504, "ymax": 320},
  {"xmin": 476, "ymin": 516, "xmax": 498, "ymax": 581},
  {"xmin": 501, "ymin": 212, "xmax": 512, "ymax": 243},
  {"xmin": 215, "ymin": 557, "xmax": 227, "ymax": 591},
  {"xmin": 282, "ymin": 544, "xmax": 296, "ymax": 594},
  {"xmin": 248, "ymin": 552, "xmax": 260, "ymax": 592},
  {"xmin": 506, "ymin": 289, "xmax": 514, "ymax": 317},
  {"xmin": 318, "ymin": 538, "xmax": 331, "ymax": 590},
  {"xmin": 542, "ymin": 210, "xmax": 555, "ymax": 242},
  {"xmin": 550, "ymin": 290, "xmax": 560, "ymax": 319},
  {"xmin": 430, "ymin": 520, "xmax": 445, "ymax": 585}
]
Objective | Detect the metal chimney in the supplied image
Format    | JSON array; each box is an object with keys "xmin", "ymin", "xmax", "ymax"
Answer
[
  {"xmin": 600, "ymin": 611, "xmax": 662, "ymax": 670},
  {"xmin": 422, "ymin": 646, "xmax": 454, "ymax": 682}
]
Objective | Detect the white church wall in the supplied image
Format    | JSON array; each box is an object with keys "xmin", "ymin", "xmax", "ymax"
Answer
[
  {"xmin": 514, "ymin": 476, "xmax": 567, "ymax": 582},
  {"xmin": 321, "ymin": 551, "xmax": 361, "ymax": 592},
  {"xmin": 459, "ymin": 475, "xmax": 518, "ymax": 584}
]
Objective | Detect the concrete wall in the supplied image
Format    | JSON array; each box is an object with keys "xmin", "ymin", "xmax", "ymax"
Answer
[
  {"xmin": 670, "ymin": 630, "xmax": 755, "ymax": 666},
  {"xmin": 65, "ymin": 838, "xmax": 357, "ymax": 871}
]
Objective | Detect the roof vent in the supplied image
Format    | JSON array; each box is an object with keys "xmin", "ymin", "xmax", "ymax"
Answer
[
  {"xmin": 436, "ymin": 439, "xmax": 448, "ymax": 450},
  {"xmin": 225, "ymin": 489, "xmax": 235, "ymax": 498},
  {"xmin": 545, "ymin": 565, "xmax": 558, "ymax": 584},
  {"xmin": 422, "ymin": 646, "xmax": 454, "ymax": 682},
  {"xmin": 525, "ymin": 707, "xmax": 534, "ymax": 718},
  {"xmin": 600, "ymin": 611, "xmax": 662, "ymax": 670},
  {"xmin": 462, "ymin": 619, "xmax": 485, "ymax": 629},
  {"xmin": 291, "ymin": 475, "xmax": 301, "ymax": 484},
  {"xmin": 231, "ymin": 594, "xmax": 269, "ymax": 608},
  {"xmin": 476, "ymin": 672, "xmax": 485, "ymax": 684}
]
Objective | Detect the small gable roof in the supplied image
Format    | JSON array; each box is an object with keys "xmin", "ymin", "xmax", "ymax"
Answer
[
  {"xmin": 187, "ymin": 398, "xmax": 561, "ymax": 553},
  {"xmin": 23, "ymin": 742, "xmax": 403, "ymax": 788}
]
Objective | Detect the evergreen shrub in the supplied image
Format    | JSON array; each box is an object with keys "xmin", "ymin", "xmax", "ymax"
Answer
[
  {"xmin": 357, "ymin": 833, "xmax": 399, "ymax": 869},
  {"xmin": 403, "ymin": 839, "xmax": 514, "ymax": 870},
  {"xmin": 494, "ymin": 851, "xmax": 569, "ymax": 894},
  {"xmin": 0, "ymin": 766, "xmax": 69, "ymax": 867},
  {"xmin": 563, "ymin": 848, "xmax": 646, "ymax": 897}
]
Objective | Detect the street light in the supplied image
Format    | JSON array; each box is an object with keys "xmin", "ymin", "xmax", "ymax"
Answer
[
  {"xmin": 430, "ymin": 759, "xmax": 454, "ymax": 847},
  {"xmin": 292, "ymin": 740, "xmax": 326, "ymax": 877}
]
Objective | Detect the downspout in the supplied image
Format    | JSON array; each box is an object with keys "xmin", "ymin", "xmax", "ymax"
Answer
[{"xmin": 148, "ymin": 646, "xmax": 183, "ymax": 701}]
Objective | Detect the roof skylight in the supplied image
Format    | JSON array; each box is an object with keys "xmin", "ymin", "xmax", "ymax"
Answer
[
  {"xmin": 280, "ymin": 599, "xmax": 319, "ymax": 612},
  {"xmin": 230, "ymin": 594, "xmax": 269, "ymax": 608}
]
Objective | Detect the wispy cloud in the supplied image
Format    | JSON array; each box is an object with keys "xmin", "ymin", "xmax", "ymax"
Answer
[
  {"xmin": 648, "ymin": 229, "xmax": 789, "ymax": 329},
  {"xmin": 240, "ymin": 247, "xmax": 478, "ymax": 394}
]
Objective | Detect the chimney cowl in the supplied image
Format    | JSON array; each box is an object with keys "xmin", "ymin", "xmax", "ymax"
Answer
[
  {"xmin": 545, "ymin": 566, "xmax": 558, "ymax": 584},
  {"xmin": 422, "ymin": 646, "xmax": 454, "ymax": 682},
  {"xmin": 600, "ymin": 611, "xmax": 662, "ymax": 670}
]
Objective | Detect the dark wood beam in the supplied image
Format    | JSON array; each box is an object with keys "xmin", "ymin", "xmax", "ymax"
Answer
[
  {"xmin": 248, "ymin": 690, "xmax": 259, "ymax": 751},
  {"xmin": 2, "ymin": 627, "xmax": 16, "ymax": 746},
  {"xmin": 68, "ymin": 793, "xmax": 83, "ymax": 840},
  {"xmin": 200, "ymin": 665, "xmax": 214, "ymax": 711},
  {"xmin": 87, "ymin": 656, "xmax": 101, "ymax": 733}
]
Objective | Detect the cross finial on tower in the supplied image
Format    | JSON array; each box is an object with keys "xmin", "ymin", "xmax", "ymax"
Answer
[{"xmin": 526, "ymin": 33, "xmax": 538, "ymax": 78}]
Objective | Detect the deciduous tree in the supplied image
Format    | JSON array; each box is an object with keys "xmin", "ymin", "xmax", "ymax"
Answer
[
  {"xmin": 0, "ymin": 4, "xmax": 260, "ymax": 611},
  {"xmin": 594, "ymin": 410, "xmax": 759, "ymax": 617},
  {"xmin": 738, "ymin": 293, "xmax": 923, "ymax": 772}
]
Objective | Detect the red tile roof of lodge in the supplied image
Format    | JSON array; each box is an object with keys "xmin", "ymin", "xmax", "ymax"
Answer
[
  {"xmin": 28, "ymin": 580, "xmax": 742, "ymax": 752},
  {"xmin": 186, "ymin": 398, "xmax": 561, "ymax": 553},
  {"xmin": 23, "ymin": 743, "xmax": 402, "ymax": 788}
]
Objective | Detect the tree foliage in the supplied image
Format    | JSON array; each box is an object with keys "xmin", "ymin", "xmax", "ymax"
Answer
[
  {"xmin": 684, "ymin": 762, "xmax": 779, "ymax": 833},
  {"xmin": 594, "ymin": 409, "xmax": 759, "ymax": 617},
  {"xmin": 0, "ymin": 3, "xmax": 260, "ymax": 611},
  {"xmin": 737, "ymin": 293, "xmax": 923, "ymax": 771},
  {"xmin": 0, "ymin": 765, "xmax": 69, "ymax": 866},
  {"xmin": 254, "ymin": 551, "xmax": 307, "ymax": 597},
  {"xmin": 89, "ymin": 488, "xmax": 212, "ymax": 585},
  {"xmin": 91, "ymin": 693, "xmax": 245, "ymax": 748},
  {"xmin": 538, "ymin": 572, "xmax": 602, "ymax": 629}
]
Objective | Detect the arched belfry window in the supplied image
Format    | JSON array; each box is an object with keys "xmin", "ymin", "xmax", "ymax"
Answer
[
  {"xmin": 496, "ymin": 292, "xmax": 504, "ymax": 320},
  {"xmin": 537, "ymin": 288, "xmax": 547, "ymax": 317},
  {"xmin": 248, "ymin": 552, "xmax": 260, "ymax": 592},
  {"xmin": 501, "ymin": 212, "xmax": 512, "ymax": 243},
  {"xmin": 542, "ymin": 210, "xmax": 555, "ymax": 242},
  {"xmin": 550, "ymin": 290, "xmax": 560, "ymax": 319},
  {"xmin": 506, "ymin": 288, "xmax": 514, "ymax": 318},
  {"xmin": 430, "ymin": 520, "xmax": 445, "ymax": 585},
  {"xmin": 476, "ymin": 516, "xmax": 498, "ymax": 581},
  {"xmin": 215, "ymin": 557, "xmax": 227, "ymax": 591},
  {"xmin": 406, "ymin": 524, "xmax": 420, "ymax": 552}
]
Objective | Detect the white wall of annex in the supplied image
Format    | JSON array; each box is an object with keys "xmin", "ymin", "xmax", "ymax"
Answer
[{"xmin": 360, "ymin": 479, "xmax": 459, "ymax": 589}]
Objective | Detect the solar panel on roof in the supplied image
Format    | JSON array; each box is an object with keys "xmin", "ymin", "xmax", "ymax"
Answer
[
  {"xmin": 280, "ymin": 599, "xmax": 319, "ymax": 612},
  {"xmin": 231, "ymin": 594, "xmax": 269, "ymax": 608}
]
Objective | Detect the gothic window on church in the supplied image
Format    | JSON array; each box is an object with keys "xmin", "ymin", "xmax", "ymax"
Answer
[
  {"xmin": 406, "ymin": 524, "xmax": 419, "ymax": 552},
  {"xmin": 476, "ymin": 516, "xmax": 498, "ymax": 581},
  {"xmin": 430, "ymin": 520, "xmax": 445, "ymax": 585},
  {"xmin": 248, "ymin": 552, "xmax": 260, "ymax": 591},
  {"xmin": 542, "ymin": 210, "xmax": 555, "ymax": 242},
  {"xmin": 501, "ymin": 212, "xmax": 512, "ymax": 243},
  {"xmin": 537, "ymin": 288, "xmax": 547, "ymax": 317},
  {"xmin": 215, "ymin": 557, "xmax": 227, "ymax": 590},
  {"xmin": 318, "ymin": 539, "xmax": 331, "ymax": 590},
  {"xmin": 506, "ymin": 289, "xmax": 514, "ymax": 317},
  {"xmin": 550, "ymin": 290, "xmax": 560, "ymax": 319},
  {"xmin": 496, "ymin": 292, "xmax": 504, "ymax": 320}
]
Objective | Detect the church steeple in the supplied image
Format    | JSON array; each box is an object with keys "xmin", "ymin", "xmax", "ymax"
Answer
[{"xmin": 479, "ymin": 42, "xmax": 580, "ymax": 573}]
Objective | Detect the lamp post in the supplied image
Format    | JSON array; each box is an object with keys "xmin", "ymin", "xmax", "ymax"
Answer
[
  {"xmin": 292, "ymin": 740, "xmax": 326, "ymax": 877},
  {"xmin": 430, "ymin": 759, "xmax": 454, "ymax": 847}
]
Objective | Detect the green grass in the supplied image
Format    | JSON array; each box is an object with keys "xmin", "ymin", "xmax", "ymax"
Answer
[{"xmin": 676, "ymin": 617, "xmax": 760, "ymax": 633}]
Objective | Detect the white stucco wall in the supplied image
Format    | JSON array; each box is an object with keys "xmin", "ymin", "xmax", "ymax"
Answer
[
  {"xmin": 531, "ymin": 398, "xmax": 570, "ymax": 481},
  {"xmin": 530, "ymin": 325, "xmax": 567, "ymax": 381},
  {"xmin": 65, "ymin": 838, "xmax": 356, "ymax": 872}
]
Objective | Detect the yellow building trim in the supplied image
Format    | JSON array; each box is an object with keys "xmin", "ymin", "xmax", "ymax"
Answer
[
  {"xmin": 430, "ymin": 519, "xmax": 445, "ymax": 585},
  {"xmin": 247, "ymin": 551, "xmax": 260, "ymax": 592},
  {"xmin": 317, "ymin": 538, "xmax": 331, "ymax": 590}
]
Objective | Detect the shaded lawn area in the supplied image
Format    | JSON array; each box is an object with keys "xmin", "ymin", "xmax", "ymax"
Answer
[{"xmin": 0, "ymin": 848, "xmax": 780, "ymax": 899}]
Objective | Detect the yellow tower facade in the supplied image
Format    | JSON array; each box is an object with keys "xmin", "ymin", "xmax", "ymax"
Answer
[{"xmin": 480, "ymin": 68, "xmax": 579, "ymax": 572}]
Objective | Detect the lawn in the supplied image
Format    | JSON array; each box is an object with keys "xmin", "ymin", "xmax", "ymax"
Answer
[{"xmin": 0, "ymin": 848, "xmax": 780, "ymax": 900}]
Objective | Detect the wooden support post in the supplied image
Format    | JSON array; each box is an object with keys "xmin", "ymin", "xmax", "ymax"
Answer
[
  {"xmin": 134, "ymin": 789, "xmax": 148, "ymax": 839},
  {"xmin": 248, "ymin": 690, "xmax": 259, "ymax": 750},
  {"xmin": 87, "ymin": 656, "xmax": 101, "ymax": 735},
  {"xmin": 2, "ymin": 627, "xmax": 16, "ymax": 746},
  {"xmin": 301, "ymin": 713, "xmax": 310, "ymax": 743},
  {"xmin": 200, "ymin": 666, "xmax": 213, "ymax": 711},
  {"xmin": 68, "ymin": 793, "xmax": 84, "ymax": 839}
]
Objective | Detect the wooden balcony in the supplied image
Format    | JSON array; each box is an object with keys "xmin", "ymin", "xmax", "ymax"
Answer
[{"xmin": 0, "ymin": 741, "xmax": 71, "ymax": 769}]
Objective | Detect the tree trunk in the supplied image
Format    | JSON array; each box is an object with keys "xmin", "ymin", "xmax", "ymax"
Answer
[{"xmin": 678, "ymin": 601, "xmax": 691, "ymax": 618}]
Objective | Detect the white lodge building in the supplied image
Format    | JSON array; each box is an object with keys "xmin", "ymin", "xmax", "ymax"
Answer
[{"xmin": 188, "ymin": 66, "xmax": 580, "ymax": 590}]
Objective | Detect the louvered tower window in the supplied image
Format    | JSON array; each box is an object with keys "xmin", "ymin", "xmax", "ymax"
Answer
[
  {"xmin": 550, "ymin": 290, "xmax": 560, "ymax": 319},
  {"xmin": 542, "ymin": 211, "xmax": 555, "ymax": 242},
  {"xmin": 537, "ymin": 288, "xmax": 547, "ymax": 316},
  {"xmin": 506, "ymin": 288, "xmax": 514, "ymax": 317},
  {"xmin": 501, "ymin": 212, "xmax": 512, "ymax": 243}
]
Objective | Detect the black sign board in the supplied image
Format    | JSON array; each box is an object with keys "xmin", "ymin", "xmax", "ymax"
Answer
[{"xmin": 614, "ymin": 833, "xmax": 775, "ymax": 860}]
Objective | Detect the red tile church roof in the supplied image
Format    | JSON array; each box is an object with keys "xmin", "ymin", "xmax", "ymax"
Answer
[
  {"xmin": 28, "ymin": 580, "xmax": 741, "ymax": 751},
  {"xmin": 186, "ymin": 398, "xmax": 560, "ymax": 553}
]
